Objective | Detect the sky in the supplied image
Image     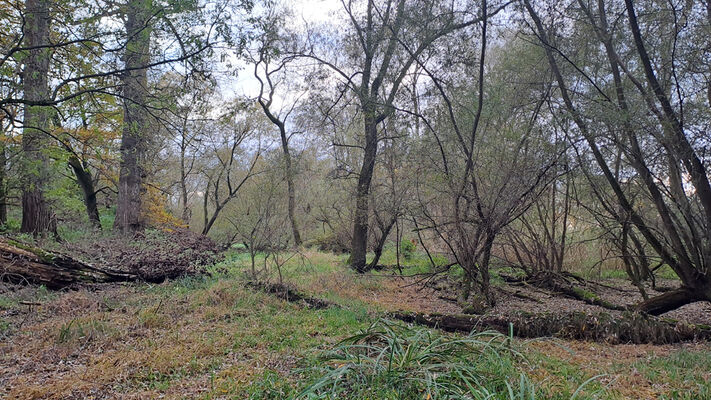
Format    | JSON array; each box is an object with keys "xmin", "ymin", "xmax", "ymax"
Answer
[{"xmin": 218, "ymin": 0, "xmax": 342, "ymax": 109}]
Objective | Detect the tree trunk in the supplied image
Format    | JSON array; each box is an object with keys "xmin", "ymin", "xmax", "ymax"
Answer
[
  {"xmin": 391, "ymin": 310, "xmax": 711, "ymax": 344},
  {"xmin": 636, "ymin": 287, "xmax": 703, "ymax": 316},
  {"xmin": 282, "ymin": 137, "xmax": 302, "ymax": 246},
  {"xmin": 0, "ymin": 144, "xmax": 7, "ymax": 225},
  {"xmin": 68, "ymin": 156, "xmax": 101, "ymax": 228},
  {"xmin": 350, "ymin": 111, "xmax": 378, "ymax": 272},
  {"xmin": 179, "ymin": 137, "xmax": 191, "ymax": 226},
  {"xmin": 367, "ymin": 216, "xmax": 397, "ymax": 270},
  {"xmin": 478, "ymin": 233, "xmax": 495, "ymax": 306},
  {"xmin": 201, "ymin": 203, "xmax": 221, "ymax": 235},
  {"xmin": 114, "ymin": 0, "xmax": 152, "ymax": 233},
  {"xmin": 0, "ymin": 238, "xmax": 137, "ymax": 289},
  {"xmin": 20, "ymin": 0, "xmax": 55, "ymax": 236}
]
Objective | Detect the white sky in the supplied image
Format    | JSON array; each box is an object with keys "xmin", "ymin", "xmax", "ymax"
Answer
[{"xmin": 218, "ymin": 0, "xmax": 342, "ymax": 109}]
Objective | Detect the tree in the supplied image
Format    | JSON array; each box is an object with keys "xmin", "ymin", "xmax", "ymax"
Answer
[
  {"xmin": 413, "ymin": 10, "xmax": 560, "ymax": 308},
  {"xmin": 20, "ymin": 0, "xmax": 55, "ymax": 235},
  {"xmin": 114, "ymin": 0, "xmax": 153, "ymax": 233},
  {"xmin": 523, "ymin": 0, "xmax": 711, "ymax": 314},
  {"xmin": 199, "ymin": 106, "xmax": 262, "ymax": 236},
  {"xmin": 251, "ymin": 14, "xmax": 304, "ymax": 245},
  {"xmin": 301, "ymin": 0, "xmax": 496, "ymax": 271}
]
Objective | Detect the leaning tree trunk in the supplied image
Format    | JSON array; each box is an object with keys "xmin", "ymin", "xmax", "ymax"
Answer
[
  {"xmin": 68, "ymin": 156, "xmax": 101, "ymax": 228},
  {"xmin": 0, "ymin": 238, "xmax": 137, "ymax": 289},
  {"xmin": 114, "ymin": 0, "xmax": 152, "ymax": 233},
  {"xmin": 636, "ymin": 287, "xmax": 707, "ymax": 316},
  {"xmin": 367, "ymin": 215, "xmax": 397, "ymax": 270},
  {"xmin": 20, "ymin": 0, "xmax": 55, "ymax": 236}
]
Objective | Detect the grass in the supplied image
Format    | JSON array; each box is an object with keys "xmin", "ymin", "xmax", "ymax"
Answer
[
  {"xmin": 295, "ymin": 319, "xmax": 531, "ymax": 399},
  {"xmin": 0, "ymin": 249, "xmax": 709, "ymax": 399}
]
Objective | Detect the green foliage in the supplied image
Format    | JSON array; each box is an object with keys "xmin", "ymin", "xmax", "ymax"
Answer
[
  {"xmin": 57, "ymin": 318, "xmax": 111, "ymax": 344},
  {"xmin": 240, "ymin": 370, "xmax": 295, "ymax": 400},
  {"xmin": 399, "ymin": 239, "xmax": 416, "ymax": 260},
  {"xmin": 0, "ymin": 217, "xmax": 20, "ymax": 233},
  {"xmin": 296, "ymin": 319, "xmax": 526, "ymax": 399},
  {"xmin": 629, "ymin": 349, "xmax": 711, "ymax": 399}
]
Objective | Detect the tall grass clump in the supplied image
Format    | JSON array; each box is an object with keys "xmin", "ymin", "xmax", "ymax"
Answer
[{"xmin": 296, "ymin": 319, "xmax": 534, "ymax": 399}]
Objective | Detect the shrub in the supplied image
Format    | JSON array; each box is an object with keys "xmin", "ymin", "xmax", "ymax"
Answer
[{"xmin": 400, "ymin": 239, "xmax": 416, "ymax": 260}]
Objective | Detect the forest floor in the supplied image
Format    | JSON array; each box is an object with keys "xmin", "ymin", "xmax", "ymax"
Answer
[{"xmin": 1, "ymin": 249, "xmax": 710, "ymax": 399}]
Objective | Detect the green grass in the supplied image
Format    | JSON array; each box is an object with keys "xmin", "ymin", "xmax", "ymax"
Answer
[
  {"xmin": 2, "ymin": 248, "xmax": 709, "ymax": 399},
  {"xmin": 627, "ymin": 349, "xmax": 711, "ymax": 399},
  {"xmin": 296, "ymin": 319, "xmax": 529, "ymax": 399}
]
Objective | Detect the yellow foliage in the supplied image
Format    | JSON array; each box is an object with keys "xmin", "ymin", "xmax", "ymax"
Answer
[{"xmin": 141, "ymin": 184, "xmax": 187, "ymax": 229}]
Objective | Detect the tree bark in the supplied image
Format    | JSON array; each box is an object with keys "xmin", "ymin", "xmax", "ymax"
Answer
[
  {"xmin": 114, "ymin": 0, "xmax": 152, "ymax": 233},
  {"xmin": 351, "ymin": 110, "xmax": 378, "ymax": 272},
  {"xmin": 179, "ymin": 137, "xmax": 191, "ymax": 226},
  {"xmin": 0, "ymin": 144, "xmax": 7, "ymax": 225},
  {"xmin": 68, "ymin": 156, "xmax": 101, "ymax": 228},
  {"xmin": 282, "ymin": 136, "xmax": 302, "ymax": 246},
  {"xmin": 636, "ymin": 287, "xmax": 701, "ymax": 316},
  {"xmin": 0, "ymin": 238, "xmax": 137, "ymax": 289},
  {"xmin": 20, "ymin": 0, "xmax": 55, "ymax": 236},
  {"xmin": 367, "ymin": 215, "xmax": 397, "ymax": 270},
  {"xmin": 391, "ymin": 310, "xmax": 711, "ymax": 344}
]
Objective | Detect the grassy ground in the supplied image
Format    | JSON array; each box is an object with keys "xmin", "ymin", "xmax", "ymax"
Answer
[{"xmin": 1, "ymin": 248, "xmax": 709, "ymax": 399}]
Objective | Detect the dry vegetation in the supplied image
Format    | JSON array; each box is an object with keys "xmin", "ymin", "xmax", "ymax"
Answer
[{"xmin": 2, "ymin": 249, "xmax": 710, "ymax": 399}]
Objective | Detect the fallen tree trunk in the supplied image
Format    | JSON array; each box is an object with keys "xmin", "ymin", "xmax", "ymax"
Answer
[
  {"xmin": 0, "ymin": 238, "xmax": 137, "ymax": 289},
  {"xmin": 635, "ymin": 287, "xmax": 700, "ymax": 316},
  {"xmin": 502, "ymin": 271, "xmax": 627, "ymax": 311},
  {"xmin": 390, "ymin": 310, "xmax": 711, "ymax": 344},
  {"xmin": 246, "ymin": 281, "xmax": 334, "ymax": 309}
]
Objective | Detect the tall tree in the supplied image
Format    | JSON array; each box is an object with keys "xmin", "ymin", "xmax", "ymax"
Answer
[
  {"xmin": 114, "ymin": 0, "xmax": 152, "ymax": 233},
  {"xmin": 302, "ymin": 0, "xmax": 495, "ymax": 271},
  {"xmin": 20, "ymin": 0, "xmax": 55, "ymax": 235},
  {"xmin": 523, "ymin": 0, "xmax": 711, "ymax": 314},
  {"xmin": 253, "ymin": 44, "xmax": 303, "ymax": 245}
]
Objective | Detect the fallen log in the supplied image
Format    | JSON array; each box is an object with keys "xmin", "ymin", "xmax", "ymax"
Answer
[
  {"xmin": 0, "ymin": 238, "xmax": 137, "ymax": 289},
  {"xmin": 246, "ymin": 281, "xmax": 335, "ymax": 309},
  {"xmin": 390, "ymin": 310, "xmax": 711, "ymax": 344},
  {"xmin": 508, "ymin": 271, "xmax": 627, "ymax": 311}
]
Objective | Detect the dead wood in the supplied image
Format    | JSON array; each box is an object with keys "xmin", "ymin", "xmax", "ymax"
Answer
[
  {"xmin": 246, "ymin": 281, "xmax": 335, "ymax": 309},
  {"xmin": 0, "ymin": 238, "xmax": 138, "ymax": 289},
  {"xmin": 390, "ymin": 310, "xmax": 711, "ymax": 344}
]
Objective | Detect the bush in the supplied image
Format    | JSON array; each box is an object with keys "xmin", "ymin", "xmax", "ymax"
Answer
[
  {"xmin": 307, "ymin": 232, "xmax": 350, "ymax": 254},
  {"xmin": 400, "ymin": 239, "xmax": 416, "ymax": 260}
]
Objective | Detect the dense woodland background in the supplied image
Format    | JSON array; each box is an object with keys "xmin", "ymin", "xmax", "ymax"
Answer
[{"xmin": 2, "ymin": 0, "xmax": 711, "ymax": 316}]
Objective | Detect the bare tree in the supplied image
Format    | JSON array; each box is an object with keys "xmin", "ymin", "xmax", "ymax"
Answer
[
  {"xmin": 299, "ymin": 0, "xmax": 499, "ymax": 271},
  {"xmin": 523, "ymin": 0, "xmax": 711, "ymax": 314},
  {"xmin": 252, "ymin": 27, "xmax": 304, "ymax": 245},
  {"xmin": 413, "ymin": 6, "xmax": 560, "ymax": 308},
  {"xmin": 199, "ymin": 112, "xmax": 261, "ymax": 236}
]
